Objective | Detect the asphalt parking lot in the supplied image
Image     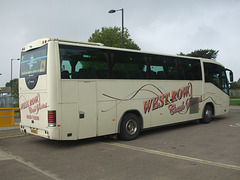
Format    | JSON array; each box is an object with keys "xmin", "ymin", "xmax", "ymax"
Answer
[{"xmin": 0, "ymin": 109, "xmax": 240, "ymax": 180}]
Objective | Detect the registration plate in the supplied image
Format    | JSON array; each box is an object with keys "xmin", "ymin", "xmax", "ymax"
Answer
[{"xmin": 31, "ymin": 129, "xmax": 38, "ymax": 134}]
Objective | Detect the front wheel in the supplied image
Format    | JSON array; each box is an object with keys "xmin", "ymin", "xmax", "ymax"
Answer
[
  {"xmin": 200, "ymin": 104, "xmax": 213, "ymax": 124},
  {"xmin": 119, "ymin": 113, "xmax": 140, "ymax": 141}
]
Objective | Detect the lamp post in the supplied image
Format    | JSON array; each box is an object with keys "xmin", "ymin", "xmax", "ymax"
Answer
[
  {"xmin": 108, "ymin": 8, "xmax": 124, "ymax": 48},
  {"xmin": 11, "ymin": 58, "xmax": 20, "ymax": 99}
]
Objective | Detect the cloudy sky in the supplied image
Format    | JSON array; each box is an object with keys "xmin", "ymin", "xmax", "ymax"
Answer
[{"xmin": 0, "ymin": 0, "xmax": 240, "ymax": 87}]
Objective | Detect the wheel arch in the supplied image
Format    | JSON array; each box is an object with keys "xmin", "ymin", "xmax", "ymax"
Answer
[
  {"xmin": 117, "ymin": 109, "xmax": 143, "ymax": 133},
  {"xmin": 202, "ymin": 102, "xmax": 215, "ymax": 118},
  {"xmin": 202, "ymin": 102, "xmax": 215, "ymax": 119}
]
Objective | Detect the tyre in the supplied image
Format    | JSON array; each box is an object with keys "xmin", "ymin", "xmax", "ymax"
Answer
[
  {"xmin": 119, "ymin": 113, "xmax": 140, "ymax": 141},
  {"xmin": 200, "ymin": 104, "xmax": 213, "ymax": 124}
]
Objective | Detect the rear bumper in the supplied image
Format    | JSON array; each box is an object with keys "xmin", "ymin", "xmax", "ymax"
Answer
[{"xmin": 20, "ymin": 124, "xmax": 60, "ymax": 140}]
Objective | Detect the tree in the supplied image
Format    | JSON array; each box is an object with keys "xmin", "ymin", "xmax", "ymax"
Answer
[
  {"xmin": 230, "ymin": 82, "xmax": 240, "ymax": 89},
  {"xmin": 88, "ymin": 26, "xmax": 140, "ymax": 50},
  {"xmin": 230, "ymin": 78, "xmax": 240, "ymax": 89},
  {"xmin": 178, "ymin": 49, "xmax": 219, "ymax": 60},
  {"xmin": 5, "ymin": 78, "xmax": 19, "ymax": 107}
]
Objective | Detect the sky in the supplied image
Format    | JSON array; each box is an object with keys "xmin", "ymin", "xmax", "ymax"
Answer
[{"xmin": 0, "ymin": 0, "xmax": 240, "ymax": 87}]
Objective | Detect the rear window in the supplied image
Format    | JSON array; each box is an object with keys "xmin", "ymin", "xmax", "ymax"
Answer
[{"xmin": 20, "ymin": 45, "xmax": 47, "ymax": 78}]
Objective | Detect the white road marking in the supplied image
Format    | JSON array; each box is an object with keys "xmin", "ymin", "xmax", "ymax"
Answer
[
  {"xmin": 0, "ymin": 149, "xmax": 59, "ymax": 180},
  {"xmin": 0, "ymin": 150, "xmax": 13, "ymax": 161},
  {"xmin": 105, "ymin": 142, "xmax": 240, "ymax": 171}
]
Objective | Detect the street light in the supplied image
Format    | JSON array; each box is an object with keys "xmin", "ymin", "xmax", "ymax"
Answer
[
  {"xmin": 11, "ymin": 58, "xmax": 20, "ymax": 99},
  {"xmin": 108, "ymin": 8, "xmax": 124, "ymax": 48}
]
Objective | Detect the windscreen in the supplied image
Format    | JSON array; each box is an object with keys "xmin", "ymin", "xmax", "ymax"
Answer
[{"xmin": 20, "ymin": 45, "xmax": 47, "ymax": 78}]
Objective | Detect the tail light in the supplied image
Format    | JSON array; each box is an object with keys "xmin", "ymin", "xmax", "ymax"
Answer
[{"xmin": 48, "ymin": 110, "xmax": 56, "ymax": 127}]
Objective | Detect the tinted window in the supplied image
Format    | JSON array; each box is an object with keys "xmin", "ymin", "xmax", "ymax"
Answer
[
  {"xmin": 204, "ymin": 63, "xmax": 221, "ymax": 88},
  {"xmin": 59, "ymin": 45, "xmax": 203, "ymax": 81},
  {"xmin": 111, "ymin": 51, "xmax": 144, "ymax": 79},
  {"xmin": 204, "ymin": 62, "xmax": 229, "ymax": 94},
  {"xmin": 179, "ymin": 59, "xmax": 202, "ymax": 80},
  {"xmin": 60, "ymin": 45, "xmax": 109, "ymax": 79},
  {"xmin": 148, "ymin": 56, "xmax": 178, "ymax": 80}
]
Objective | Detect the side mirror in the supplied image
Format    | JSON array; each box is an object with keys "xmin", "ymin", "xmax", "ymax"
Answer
[
  {"xmin": 225, "ymin": 68, "xmax": 233, "ymax": 82},
  {"xmin": 230, "ymin": 71, "xmax": 233, "ymax": 82}
]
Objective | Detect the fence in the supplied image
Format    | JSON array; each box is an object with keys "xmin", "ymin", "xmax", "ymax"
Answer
[
  {"xmin": 230, "ymin": 89, "xmax": 240, "ymax": 98},
  {"xmin": 0, "ymin": 96, "xmax": 13, "ymax": 107},
  {"xmin": 0, "ymin": 108, "xmax": 20, "ymax": 130}
]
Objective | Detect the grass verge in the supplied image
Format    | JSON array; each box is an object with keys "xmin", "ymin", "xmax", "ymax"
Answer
[{"xmin": 230, "ymin": 98, "xmax": 240, "ymax": 106}]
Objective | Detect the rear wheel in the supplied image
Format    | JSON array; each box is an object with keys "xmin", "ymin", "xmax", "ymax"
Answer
[
  {"xmin": 200, "ymin": 104, "xmax": 213, "ymax": 124},
  {"xmin": 119, "ymin": 113, "xmax": 140, "ymax": 141}
]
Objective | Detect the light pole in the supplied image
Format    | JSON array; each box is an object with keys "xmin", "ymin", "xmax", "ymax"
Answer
[
  {"xmin": 108, "ymin": 8, "xmax": 124, "ymax": 48},
  {"xmin": 11, "ymin": 58, "xmax": 20, "ymax": 99}
]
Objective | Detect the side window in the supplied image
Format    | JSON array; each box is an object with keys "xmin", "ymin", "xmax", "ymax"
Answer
[
  {"xmin": 61, "ymin": 60, "xmax": 72, "ymax": 79},
  {"xmin": 77, "ymin": 49, "xmax": 109, "ymax": 79},
  {"xmin": 75, "ymin": 61, "xmax": 83, "ymax": 72},
  {"xmin": 204, "ymin": 63, "xmax": 228, "ymax": 94},
  {"xmin": 59, "ymin": 45, "xmax": 110, "ymax": 79},
  {"xmin": 221, "ymin": 70, "xmax": 229, "ymax": 94},
  {"xmin": 149, "ymin": 65, "xmax": 164, "ymax": 79},
  {"xmin": 143, "ymin": 56, "xmax": 159, "ymax": 79},
  {"xmin": 204, "ymin": 63, "xmax": 221, "ymax": 88},
  {"xmin": 148, "ymin": 56, "xmax": 178, "ymax": 80},
  {"xmin": 164, "ymin": 57, "xmax": 178, "ymax": 80},
  {"xmin": 179, "ymin": 59, "xmax": 202, "ymax": 80},
  {"xmin": 111, "ymin": 51, "xmax": 144, "ymax": 79}
]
